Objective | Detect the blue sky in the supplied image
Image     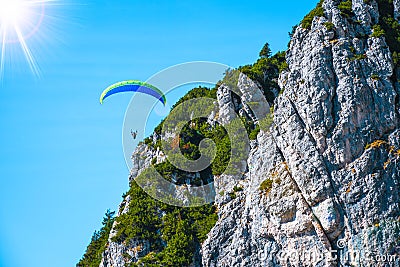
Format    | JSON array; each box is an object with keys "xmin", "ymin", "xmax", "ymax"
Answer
[{"xmin": 0, "ymin": 1, "xmax": 318, "ymax": 266}]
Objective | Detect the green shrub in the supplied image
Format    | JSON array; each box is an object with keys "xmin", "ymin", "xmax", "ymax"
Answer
[
  {"xmin": 279, "ymin": 61, "xmax": 289, "ymax": 73},
  {"xmin": 348, "ymin": 53, "xmax": 367, "ymax": 61},
  {"xmin": 393, "ymin": 51, "xmax": 400, "ymax": 66},
  {"xmin": 354, "ymin": 54, "xmax": 367, "ymax": 60},
  {"xmin": 154, "ymin": 161, "xmax": 176, "ymax": 182},
  {"xmin": 324, "ymin": 22, "xmax": 335, "ymax": 31},
  {"xmin": 259, "ymin": 179, "xmax": 273, "ymax": 192},
  {"xmin": 171, "ymin": 86, "xmax": 217, "ymax": 110},
  {"xmin": 249, "ymin": 124, "xmax": 260, "ymax": 140},
  {"xmin": 233, "ymin": 185, "xmax": 244, "ymax": 192},
  {"xmin": 371, "ymin": 24, "xmax": 386, "ymax": 37},
  {"xmin": 338, "ymin": 0, "xmax": 354, "ymax": 18},
  {"xmin": 289, "ymin": 24, "xmax": 298, "ymax": 38},
  {"xmin": 371, "ymin": 73, "xmax": 380, "ymax": 80},
  {"xmin": 228, "ymin": 192, "xmax": 236, "ymax": 199},
  {"xmin": 112, "ymin": 183, "xmax": 162, "ymax": 244},
  {"xmin": 301, "ymin": 0, "xmax": 324, "ymax": 29},
  {"xmin": 381, "ymin": 16, "xmax": 400, "ymax": 50}
]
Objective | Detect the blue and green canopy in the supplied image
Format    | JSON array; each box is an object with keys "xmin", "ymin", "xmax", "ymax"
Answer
[{"xmin": 100, "ymin": 80, "xmax": 166, "ymax": 105}]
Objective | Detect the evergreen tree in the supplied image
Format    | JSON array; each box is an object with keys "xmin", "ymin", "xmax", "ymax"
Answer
[
  {"xmin": 76, "ymin": 210, "xmax": 115, "ymax": 267},
  {"xmin": 259, "ymin": 42, "xmax": 272, "ymax": 58}
]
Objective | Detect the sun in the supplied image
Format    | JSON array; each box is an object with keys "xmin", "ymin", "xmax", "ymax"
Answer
[
  {"xmin": 0, "ymin": 0, "xmax": 27, "ymax": 24},
  {"xmin": 0, "ymin": 0, "xmax": 55, "ymax": 78}
]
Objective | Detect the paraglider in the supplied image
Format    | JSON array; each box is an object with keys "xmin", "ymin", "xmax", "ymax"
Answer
[
  {"xmin": 131, "ymin": 130, "xmax": 138, "ymax": 139},
  {"xmin": 99, "ymin": 80, "xmax": 166, "ymax": 105}
]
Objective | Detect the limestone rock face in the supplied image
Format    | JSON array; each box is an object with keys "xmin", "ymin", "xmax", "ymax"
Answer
[
  {"xmin": 202, "ymin": 0, "xmax": 400, "ymax": 266},
  {"xmin": 217, "ymin": 84, "xmax": 237, "ymax": 126},
  {"xmin": 238, "ymin": 73, "xmax": 271, "ymax": 123},
  {"xmin": 100, "ymin": 1, "xmax": 400, "ymax": 266},
  {"xmin": 395, "ymin": 0, "xmax": 400, "ymax": 20}
]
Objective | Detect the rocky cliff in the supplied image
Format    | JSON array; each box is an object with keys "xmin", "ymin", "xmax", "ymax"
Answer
[
  {"xmin": 202, "ymin": 0, "xmax": 400, "ymax": 266},
  {"xmin": 79, "ymin": 0, "xmax": 400, "ymax": 266}
]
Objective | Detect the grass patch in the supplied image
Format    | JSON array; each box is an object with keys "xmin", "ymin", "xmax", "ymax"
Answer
[{"xmin": 365, "ymin": 140, "xmax": 387, "ymax": 149}]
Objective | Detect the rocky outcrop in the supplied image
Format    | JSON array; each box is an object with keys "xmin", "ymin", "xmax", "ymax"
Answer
[
  {"xmin": 202, "ymin": 0, "xmax": 400, "ymax": 266},
  {"xmin": 100, "ymin": 195, "xmax": 150, "ymax": 267},
  {"xmin": 395, "ymin": 0, "xmax": 400, "ymax": 20},
  {"xmin": 99, "ymin": 1, "xmax": 400, "ymax": 266},
  {"xmin": 216, "ymin": 84, "xmax": 237, "ymax": 125}
]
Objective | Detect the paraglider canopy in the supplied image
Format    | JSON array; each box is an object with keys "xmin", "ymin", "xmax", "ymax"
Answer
[{"xmin": 100, "ymin": 80, "xmax": 166, "ymax": 105}]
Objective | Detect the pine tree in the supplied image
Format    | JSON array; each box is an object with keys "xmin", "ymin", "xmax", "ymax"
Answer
[{"xmin": 259, "ymin": 42, "xmax": 272, "ymax": 58}]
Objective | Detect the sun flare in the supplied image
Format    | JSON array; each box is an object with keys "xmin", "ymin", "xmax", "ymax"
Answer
[
  {"xmin": 0, "ymin": 0, "xmax": 28, "ymax": 24},
  {"xmin": 0, "ymin": 0, "xmax": 57, "ymax": 78}
]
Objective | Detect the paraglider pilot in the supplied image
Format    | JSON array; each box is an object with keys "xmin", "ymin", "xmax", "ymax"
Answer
[{"xmin": 131, "ymin": 130, "xmax": 138, "ymax": 139}]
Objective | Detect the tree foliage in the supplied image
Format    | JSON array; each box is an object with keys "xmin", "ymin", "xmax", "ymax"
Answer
[
  {"xmin": 301, "ymin": 0, "xmax": 324, "ymax": 29},
  {"xmin": 371, "ymin": 24, "xmax": 386, "ymax": 37},
  {"xmin": 259, "ymin": 42, "xmax": 272, "ymax": 58},
  {"xmin": 114, "ymin": 181, "xmax": 218, "ymax": 267},
  {"xmin": 338, "ymin": 0, "xmax": 354, "ymax": 18},
  {"xmin": 375, "ymin": 0, "xmax": 400, "ymax": 78},
  {"xmin": 76, "ymin": 210, "xmax": 115, "ymax": 267},
  {"xmin": 239, "ymin": 51, "xmax": 287, "ymax": 103}
]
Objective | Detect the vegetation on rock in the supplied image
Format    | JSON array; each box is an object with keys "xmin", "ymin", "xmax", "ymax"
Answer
[
  {"xmin": 324, "ymin": 22, "xmax": 335, "ymax": 31},
  {"xmin": 259, "ymin": 178, "xmax": 273, "ymax": 192},
  {"xmin": 239, "ymin": 49, "xmax": 287, "ymax": 103},
  {"xmin": 375, "ymin": 0, "xmax": 400, "ymax": 77},
  {"xmin": 113, "ymin": 181, "xmax": 218, "ymax": 267},
  {"xmin": 76, "ymin": 210, "xmax": 115, "ymax": 267},
  {"xmin": 301, "ymin": 0, "xmax": 324, "ymax": 29},
  {"xmin": 338, "ymin": 0, "xmax": 354, "ymax": 18},
  {"xmin": 371, "ymin": 24, "xmax": 386, "ymax": 37},
  {"xmin": 78, "ymin": 42, "xmax": 286, "ymax": 267}
]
